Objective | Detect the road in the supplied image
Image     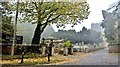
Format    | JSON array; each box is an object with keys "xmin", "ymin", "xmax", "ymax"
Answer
[
  {"xmin": 63, "ymin": 48, "xmax": 119, "ymax": 65},
  {"xmin": 2, "ymin": 48, "xmax": 119, "ymax": 67}
]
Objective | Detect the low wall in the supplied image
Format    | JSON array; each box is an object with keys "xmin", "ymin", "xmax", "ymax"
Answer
[
  {"xmin": 87, "ymin": 47, "xmax": 104, "ymax": 53},
  {"xmin": 109, "ymin": 45, "xmax": 120, "ymax": 53},
  {"xmin": 2, "ymin": 46, "xmax": 18, "ymax": 55}
]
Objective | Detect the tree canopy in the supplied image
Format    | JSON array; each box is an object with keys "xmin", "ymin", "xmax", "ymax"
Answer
[
  {"xmin": 0, "ymin": 5, "xmax": 14, "ymax": 42},
  {"xmin": 101, "ymin": 0, "xmax": 120, "ymax": 45},
  {"xmin": 0, "ymin": 4, "xmax": 14, "ymax": 35},
  {"xmin": 101, "ymin": 10, "xmax": 116, "ymax": 44},
  {"xmin": 1, "ymin": 1, "xmax": 90, "ymax": 45},
  {"xmin": 52, "ymin": 27, "xmax": 102, "ymax": 44}
]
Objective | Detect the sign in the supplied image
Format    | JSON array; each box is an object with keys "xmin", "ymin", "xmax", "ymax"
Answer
[{"xmin": 2, "ymin": 34, "xmax": 23, "ymax": 44}]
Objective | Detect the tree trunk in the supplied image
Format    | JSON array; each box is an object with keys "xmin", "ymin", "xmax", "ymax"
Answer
[
  {"xmin": 31, "ymin": 21, "xmax": 48, "ymax": 53},
  {"xmin": 32, "ymin": 23, "xmax": 42, "ymax": 45},
  {"xmin": 30, "ymin": 23, "xmax": 42, "ymax": 53}
]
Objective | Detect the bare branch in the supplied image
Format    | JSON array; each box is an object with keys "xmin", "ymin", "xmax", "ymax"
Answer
[
  {"xmin": 41, "ymin": 13, "xmax": 53, "ymax": 32},
  {"xmin": 48, "ymin": 14, "xmax": 61, "ymax": 22},
  {"xmin": 33, "ymin": 2, "xmax": 38, "ymax": 11},
  {"xmin": 41, "ymin": 8, "xmax": 58, "ymax": 20}
]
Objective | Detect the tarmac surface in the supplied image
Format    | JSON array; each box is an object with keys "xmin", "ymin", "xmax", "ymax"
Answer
[{"xmin": 63, "ymin": 48, "xmax": 119, "ymax": 65}]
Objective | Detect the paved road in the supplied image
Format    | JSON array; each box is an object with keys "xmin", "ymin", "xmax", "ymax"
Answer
[{"xmin": 63, "ymin": 48, "xmax": 119, "ymax": 65}]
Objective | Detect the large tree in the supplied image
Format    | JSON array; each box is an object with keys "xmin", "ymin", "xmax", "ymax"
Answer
[
  {"xmin": 101, "ymin": 10, "xmax": 117, "ymax": 44},
  {"xmin": 109, "ymin": 1, "xmax": 120, "ymax": 44},
  {"xmin": 1, "ymin": 1, "xmax": 89, "ymax": 45},
  {"xmin": 101, "ymin": 1, "xmax": 120, "ymax": 45}
]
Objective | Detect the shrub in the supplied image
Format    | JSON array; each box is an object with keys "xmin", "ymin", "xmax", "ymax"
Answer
[{"xmin": 64, "ymin": 40, "xmax": 70, "ymax": 47}]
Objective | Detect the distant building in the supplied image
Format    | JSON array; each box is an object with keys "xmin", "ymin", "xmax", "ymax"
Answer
[{"xmin": 91, "ymin": 23, "xmax": 103, "ymax": 33}]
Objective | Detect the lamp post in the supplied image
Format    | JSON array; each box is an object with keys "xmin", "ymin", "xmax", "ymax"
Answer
[
  {"xmin": 47, "ymin": 39, "xmax": 53, "ymax": 64},
  {"xmin": 47, "ymin": 50, "xmax": 50, "ymax": 63},
  {"xmin": 0, "ymin": 7, "xmax": 1, "ymax": 21},
  {"xmin": 47, "ymin": 45, "xmax": 50, "ymax": 64},
  {"xmin": 21, "ymin": 46, "xmax": 25, "ymax": 64},
  {"xmin": 0, "ymin": 7, "xmax": 2, "ymax": 54},
  {"xmin": 11, "ymin": 0, "xmax": 19, "ymax": 60}
]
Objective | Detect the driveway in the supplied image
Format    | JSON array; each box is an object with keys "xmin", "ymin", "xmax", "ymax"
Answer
[{"xmin": 62, "ymin": 48, "xmax": 119, "ymax": 65}]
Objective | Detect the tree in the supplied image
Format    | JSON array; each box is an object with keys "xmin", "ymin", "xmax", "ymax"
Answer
[
  {"xmin": 27, "ymin": 2, "xmax": 89, "ymax": 45},
  {"xmin": 1, "ymin": 1, "xmax": 89, "ymax": 45},
  {"xmin": 101, "ymin": 10, "xmax": 118, "ymax": 45},
  {"xmin": 110, "ymin": 1, "xmax": 120, "ymax": 45},
  {"xmin": 0, "ymin": 4, "xmax": 14, "ymax": 42},
  {"xmin": 52, "ymin": 30, "xmax": 78, "ymax": 43},
  {"xmin": 52, "ymin": 28, "xmax": 102, "ymax": 44},
  {"xmin": 2, "ymin": 16, "xmax": 13, "ymax": 35},
  {"xmin": 78, "ymin": 27, "xmax": 102, "ymax": 44},
  {"xmin": 102, "ymin": 0, "xmax": 120, "ymax": 45},
  {"xmin": 107, "ymin": 1, "xmax": 120, "ymax": 12}
]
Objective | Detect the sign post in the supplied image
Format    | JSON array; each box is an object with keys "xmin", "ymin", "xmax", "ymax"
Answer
[{"xmin": 11, "ymin": 0, "xmax": 19, "ymax": 61}]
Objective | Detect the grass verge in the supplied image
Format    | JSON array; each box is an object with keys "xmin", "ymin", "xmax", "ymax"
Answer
[
  {"xmin": 109, "ymin": 53, "xmax": 120, "ymax": 56},
  {"xmin": 2, "ymin": 55, "xmax": 66, "ymax": 65}
]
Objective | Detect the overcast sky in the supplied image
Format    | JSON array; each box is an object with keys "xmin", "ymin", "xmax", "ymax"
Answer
[{"xmin": 52, "ymin": 0, "xmax": 119, "ymax": 32}]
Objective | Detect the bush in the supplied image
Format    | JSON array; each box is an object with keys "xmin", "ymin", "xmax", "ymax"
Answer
[
  {"xmin": 70, "ymin": 44, "xmax": 74, "ymax": 48},
  {"xmin": 64, "ymin": 40, "xmax": 70, "ymax": 47}
]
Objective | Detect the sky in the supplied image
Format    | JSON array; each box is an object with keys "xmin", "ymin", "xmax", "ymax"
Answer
[{"xmin": 52, "ymin": 0, "xmax": 119, "ymax": 32}]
